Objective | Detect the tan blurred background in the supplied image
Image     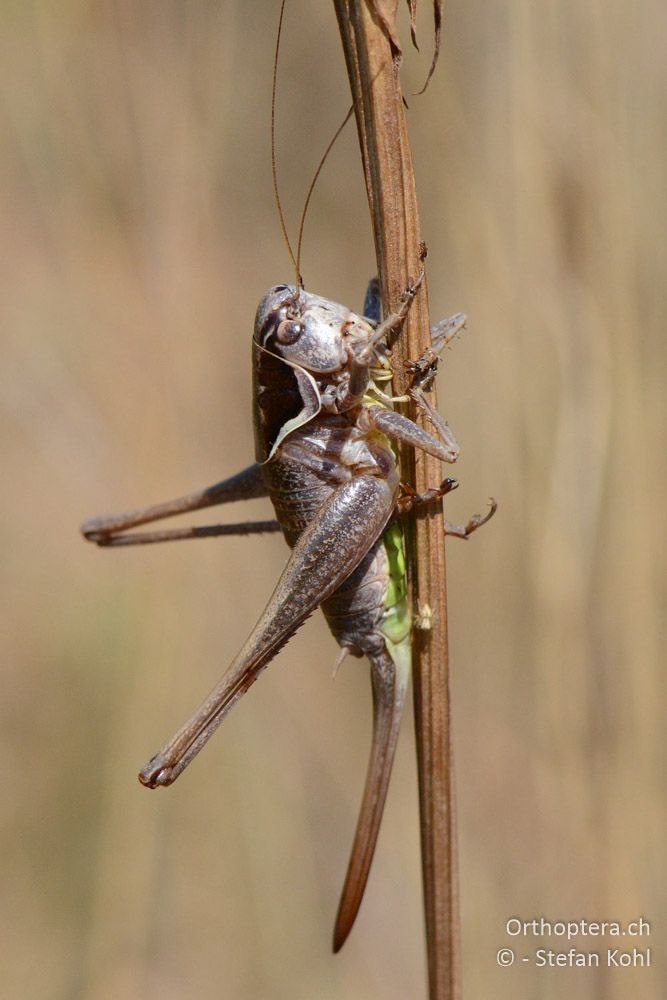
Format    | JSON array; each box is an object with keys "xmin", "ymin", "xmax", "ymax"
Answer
[{"xmin": 1, "ymin": 2, "xmax": 665, "ymax": 999}]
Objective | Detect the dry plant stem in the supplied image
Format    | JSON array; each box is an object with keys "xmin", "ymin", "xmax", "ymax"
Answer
[{"xmin": 333, "ymin": 3, "xmax": 460, "ymax": 997}]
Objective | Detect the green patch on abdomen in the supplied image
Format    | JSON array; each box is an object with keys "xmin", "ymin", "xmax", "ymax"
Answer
[{"xmin": 379, "ymin": 523, "xmax": 411, "ymax": 648}]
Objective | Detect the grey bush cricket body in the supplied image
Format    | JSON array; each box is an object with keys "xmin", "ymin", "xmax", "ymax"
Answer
[
  {"xmin": 82, "ymin": 278, "xmax": 494, "ymax": 949},
  {"xmin": 81, "ymin": 2, "xmax": 495, "ymax": 953}
]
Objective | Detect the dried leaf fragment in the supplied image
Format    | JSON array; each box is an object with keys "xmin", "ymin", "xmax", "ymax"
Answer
[
  {"xmin": 368, "ymin": 0, "xmax": 444, "ymax": 91},
  {"xmin": 415, "ymin": 0, "xmax": 443, "ymax": 94},
  {"xmin": 370, "ymin": 0, "xmax": 401, "ymax": 54},
  {"xmin": 407, "ymin": 0, "xmax": 419, "ymax": 49}
]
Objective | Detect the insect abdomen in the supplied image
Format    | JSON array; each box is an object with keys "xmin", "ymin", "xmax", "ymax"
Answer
[{"xmin": 319, "ymin": 520, "xmax": 410, "ymax": 670}]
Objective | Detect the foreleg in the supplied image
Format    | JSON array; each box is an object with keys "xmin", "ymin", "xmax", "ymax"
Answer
[
  {"xmin": 340, "ymin": 272, "xmax": 426, "ymax": 410},
  {"xmin": 405, "ymin": 312, "xmax": 467, "ymax": 391},
  {"xmin": 356, "ymin": 269, "xmax": 425, "ymax": 364}
]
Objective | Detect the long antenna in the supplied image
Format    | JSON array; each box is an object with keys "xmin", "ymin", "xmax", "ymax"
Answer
[
  {"xmin": 271, "ymin": 0, "xmax": 300, "ymax": 284},
  {"xmin": 295, "ymin": 104, "xmax": 353, "ymax": 287},
  {"xmin": 271, "ymin": 1, "xmax": 353, "ymax": 289}
]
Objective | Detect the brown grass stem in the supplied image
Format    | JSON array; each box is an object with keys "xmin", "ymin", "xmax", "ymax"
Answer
[{"xmin": 333, "ymin": 4, "xmax": 461, "ymax": 998}]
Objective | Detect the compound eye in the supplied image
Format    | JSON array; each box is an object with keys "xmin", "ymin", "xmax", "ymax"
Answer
[{"xmin": 276, "ymin": 320, "xmax": 304, "ymax": 345}]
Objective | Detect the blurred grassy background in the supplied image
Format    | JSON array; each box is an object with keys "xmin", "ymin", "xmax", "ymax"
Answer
[{"xmin": 1, "ymin": 2, "xmax": 665, "ymax": 998}]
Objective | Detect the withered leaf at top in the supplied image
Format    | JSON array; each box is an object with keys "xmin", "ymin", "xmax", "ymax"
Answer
[
  {"xmin": 369, "ymin": 0, "xmax": 443, "ymax": 91},
  {"xmin": 370, "ymin": 0, "xmax": 402, "ymax": 55}
]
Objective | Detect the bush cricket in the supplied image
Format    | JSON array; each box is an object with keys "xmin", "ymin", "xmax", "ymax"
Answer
[
  {"xmin": 82, "ymin": 275, "xmax": 494, "ymax": 948},
  {"xmin": 81, "ymin": 2, "xmax": 495, "ymax": 952}
]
